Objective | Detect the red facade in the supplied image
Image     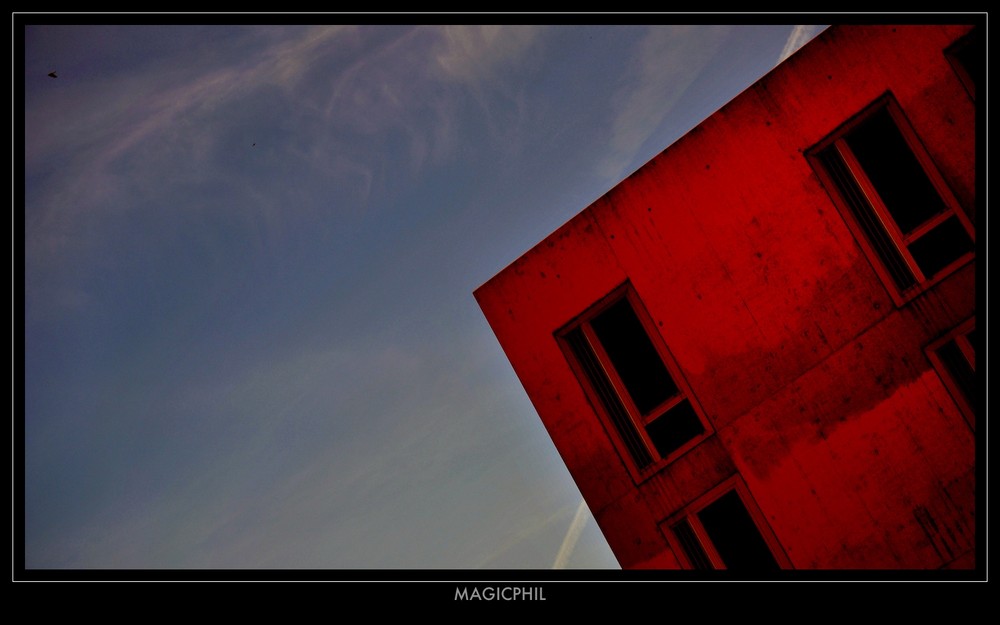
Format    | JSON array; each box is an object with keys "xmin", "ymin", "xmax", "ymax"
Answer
[{"xmin": 475, "ymin": 25, "xmax": 978, "ymax": 570}]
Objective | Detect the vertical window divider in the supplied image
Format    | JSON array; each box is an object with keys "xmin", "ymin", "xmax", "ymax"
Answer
[
  {"xmin": 686, "ymin": 514, "xmax": 727, "ymax": 570},
  {"xmin": 833, "ymin": 137, "xmax": 927, "ymax": 282},
  {"xmin": 956, "ymin": 334, "xmax": 975, "ymax": 370},
  {"xmin": 580, "ymin": 321, "xmax": 661, "ymax": 459}
]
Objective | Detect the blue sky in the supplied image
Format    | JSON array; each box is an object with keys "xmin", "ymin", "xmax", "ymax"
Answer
[{"xmin": 23, "ymin": 23, "xmax": 823, "ymax": 569}]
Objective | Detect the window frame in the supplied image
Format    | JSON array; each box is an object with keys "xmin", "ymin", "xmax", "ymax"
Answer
[
  {"xmin": 807, "ymin": 93, "xmax": 975, "ymax": 307},
  {"xmin": 926, "ymin": 317, "xmax": 976, "ymax": 430},
  {"xmin": 556, "ymin": 283, "xmax": 714, "ymax": 482},
  {"xmin": 661, "ymin": 475, "xmax": 792, "ymax": 571}
]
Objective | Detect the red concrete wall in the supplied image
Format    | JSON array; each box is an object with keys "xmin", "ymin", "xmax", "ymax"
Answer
[{"xmin": 475, "ymin": 24, "xmax": 977, "ymax": 570}]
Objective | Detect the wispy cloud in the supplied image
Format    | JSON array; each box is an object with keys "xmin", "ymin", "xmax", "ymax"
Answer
[
  {"xmin": 434, "ymin": 25, "xmax": 545, "ymax": 86},
  {"xmin": 597, "ymin": 25, "xmax": 730, "ymax": 180},
  {"xmin": 552, "ymin": 498, "xmax": 591, "ymax": 569},
  {"xmin": 25, "ymin": 27, "xmax": 359, "ymax": 286},
  {"xmin": 24, "ymin": 25, "xmax": 550, "ymax": 325},
  {"xmin": 25, "ymin": 26, "xmax": 543, "ymax": 265},
  {"xmin": 431, "ymin": 25, "xmax": 545, "ymax": 155},
  {"xmin": 777, "ymin": 25, "xmax": 824, "ymax": 64}
]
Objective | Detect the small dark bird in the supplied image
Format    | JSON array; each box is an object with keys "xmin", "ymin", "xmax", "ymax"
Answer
[
  {"xmin": 252, "ymin": 143, "xmax": 256, "ymax": 147},
  {"xmin": 48, "ymin": 71, "xmax": 57, "ymax": 78}
]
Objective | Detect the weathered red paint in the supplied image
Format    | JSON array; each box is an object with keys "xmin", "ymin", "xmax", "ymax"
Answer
[{"xmin": 475, "ymin": 25, "xmax": 977, "ymax": 570}]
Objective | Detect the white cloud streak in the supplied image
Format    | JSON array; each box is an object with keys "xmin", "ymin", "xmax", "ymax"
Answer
[
  {"xmin": 552, "ymin": 497, "xmax": 590, "ymax": 569},
  {"xmin": 777, "ymin": 25, "xmax": 823, "ymax": 65}
]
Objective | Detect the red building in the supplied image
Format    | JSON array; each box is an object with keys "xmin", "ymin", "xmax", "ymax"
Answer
[{"xmin": 475, "ymin": 24, "xmax": 980, "ymax": 570}]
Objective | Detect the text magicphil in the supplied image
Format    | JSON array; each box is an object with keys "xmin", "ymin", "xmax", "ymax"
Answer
[{"xmin": 455, "ymin": 586, "xmax": 546, "ymax": 601}]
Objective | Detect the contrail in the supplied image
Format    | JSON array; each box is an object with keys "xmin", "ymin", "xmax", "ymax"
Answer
[
  {"xmin": 777, "ymin": 25, "xmax": 821, "ymax": 65},
  {"xmin": 552, "ymin": 498, "xmax": 590, "ymax": 569}
]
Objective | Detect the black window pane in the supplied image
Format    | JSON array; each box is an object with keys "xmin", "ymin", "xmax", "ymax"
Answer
[
  {"xmin": 908, "ymin": 215, "xmax": 973, "ymax": 278},
  {"xmin": 591, "ymin": 298, "xmax": 678, "ymax": 414},
  {"xmin": 952, "ymin": 26, "xmax": 983, "ymax": 99},
  {"xmin": 938, "ymin": 339, "xmax": 975, "ymax": 416},
  {"xmin": 845, "ymin": 107, "xmax": 948, "ymax": 235},
  {"xmin": 698, "ymin": 490, "xmax": 780, "ymax": 571},
  {"xmin": 646, "ymin": 399, "xmax": 704, "ymax": 458},
  {"xmin": 672, "ymin": 520, "xmax": 713, "ymax": 570},
  {"xmin": 819, "ymin": 148, "xmax": 916, "ymax": 291},
  {"xmin": 566, "ymin": 328, "xmax": 653, "ymax": 469}
]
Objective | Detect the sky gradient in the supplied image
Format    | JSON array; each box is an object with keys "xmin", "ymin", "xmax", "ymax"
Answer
[{"xmin": 22, "ymin": 23, "xmax": 824, "ymax": 569}]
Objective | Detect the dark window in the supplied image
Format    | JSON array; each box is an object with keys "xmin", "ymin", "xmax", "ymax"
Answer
[
  {"xmin": 698, "ymin": 490, "xmax": 781, "ymax": 570},
  {"xmin": 665, "ymin": 478, "xmax": 789, "ymax": 570},
  {"xmin": 645, "ymin": 399, "xmax": 704, "ymax": 459},
  {"xmin": 560, "ymin": 286, "xmax": 710, "ymax": 475},
  {"xmin": 809, "ymin": 95, "xmax": 975, "ymax": 304},
  {"xmin": 947, "ymin": 26, "xmax": 983, "ymax": 101},
  {"xmin": 591, "ymin": 298, "xmax": 677, "ymax": 414},
  {"xmin": 844, "ymin": 108, "xmax": 947, "ymax": 234},
  {"xmin": 927, "ymin": 318, "xmax": 976, "ymax": 430}
]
